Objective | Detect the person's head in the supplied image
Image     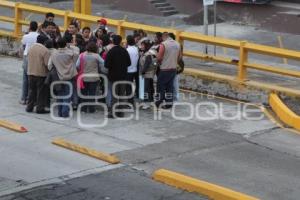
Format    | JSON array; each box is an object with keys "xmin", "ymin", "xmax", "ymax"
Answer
[
  {"xmin": 68, "ymin": 23, "xmax": 78, "ymax": 35},
  {"xmin": 154, "ymin": 32, "xmax": 163, "ymax": 44},
  {"xmin": 71, "ymin": 18, "xmax": 80, "ymax": 31},
  {"xmin": 44, "ymin": 39, "xmax": 54, "ymax": 49},
  {"xmin": 97, "ymin": 18, "xmax": 107, "ymax": 29},
  {"xmin": 141, "ymin": 40, "xmax": 153, "ymax": 52},
  {"xmin": 138, "ymin": 29, "xmax": 147, "ymax": 38},
  {"xmin": 63, "ymin": 32, "xmax": 73, "ymax": 44},
  {"xmin": 45, "ymin": 12, "xmax": 55, "ymax": 22},
  {"xmin": 100, "ymin": 34, "xmax": 111, "ymax": 47},
  {"xmin": 57, "ymin": 38, "xmax": 67, "ymax": 48},
  {"xmin": 86, "ymin": 42, "xmax": 98, "ymax": 53},
  {"xmin": 126, "ymin": 35, "xmax": 135, "ymax": 46},
  {"xmin": 162, "ymin": 32, "xmax": 169, "ymax": 41},
  {"xmin": 111, "ymin": 35, "xmax": 122, "ymax": 46},
  {"xmin": 95, "ymin": 28, "xmax": 107, "ymax": 39},
  {"xmin": 75, "ymin": 34, "xmax": 84, "ymax": 46},
  {"xmin": 133, "ymin": 33, "xmax": 141, "ymax": 44},
  {"xmin": 43, "ymin": 21, "xmax": 56, "ymax": 35},
  {"xmin": 82, "ymin": 27, "xmax": 91, "ymax": 38},
  {"xmin": 29, "ymin": 21, "xmax": 38, "ymax": 32},
  {"xmin": 168, "ymin": 32, "xmax": 176, "ymax": 40},
  {"xmin": 37, "ymin": 35, "xmax": 48, "ymax": 45}
]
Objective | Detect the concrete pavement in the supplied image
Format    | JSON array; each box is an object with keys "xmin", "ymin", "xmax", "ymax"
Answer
[{"xmin": 0, "ymin": 56, "xmax": 300, "ymax": 199}]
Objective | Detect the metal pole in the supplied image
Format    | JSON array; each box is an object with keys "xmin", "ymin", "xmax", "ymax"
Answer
[
  {"xmin": 203, "ymin": 5, "xmax": 208, "ymax": 54},
  {"xmin": 213, "ymin": 0, "xmax": 217, "ymax": 56}
]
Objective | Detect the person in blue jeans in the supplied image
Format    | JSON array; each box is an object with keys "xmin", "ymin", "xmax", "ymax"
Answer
[
  {"xmin": 20, "ymin": 21, "xmax": 39, "ymax": 105},
  {"xmin": 48, "ymin": 38, "xmax": 78, "ymax": 118},
  {"xmin": 21, "ymin": 56, "xmax": 29, "ymax": 104},
  {"xmin": 56, "ymin": 83, "xmax": 72, "ymax": 117},
  {"xmin": 156, "ymin": 33, "xmax": 182, "ymax": 109}
]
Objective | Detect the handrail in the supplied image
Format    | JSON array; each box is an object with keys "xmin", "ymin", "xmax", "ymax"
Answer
[{"xmin": 0, "ymin": 0, "xmax": 300, "ymax": 89}]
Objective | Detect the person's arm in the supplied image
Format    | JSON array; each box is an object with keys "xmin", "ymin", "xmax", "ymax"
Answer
[
  {"xmin": 178, "ymin": 44, "xmax": 183, "ymax": 62},
  {"xmin": 142, "ymin": 55, "xmax": 152, "ymax": 74},
  {"xmin": 104, "ymin": 50, "xmax": 112, "ymax": 69},
  {"xmin": 157, "ymin": 44, "xmax": 165, "ymax": 63},
  {"xmin": 75, "ymin": 54, "xmax": 81, "ymax": 70},
  {"xmin": 48, "ymin": 56, "xmax": 53, "ymax": 71},
  {"xmin": 125, "ymin": 50, "xmax": 131, "ymax": 67},
  {"xmin": 72, "ymin": 49, "xmax": 80, "ymax": 68},
  {"xmin": 97, "ymin": 54, "xmax": 105, "ymax": 67},
  {"xmin": 97, "ymin": 54, "xmax": 105, "ymax": 72},
  {"xmin": 44, "ymin": 50, "xmax": 50, "ymax": 70},
  {"xmin": 21, "ymin": 35, "xmax": 26, "ymax": 45}
]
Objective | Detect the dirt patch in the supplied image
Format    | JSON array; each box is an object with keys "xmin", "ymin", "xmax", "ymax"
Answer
[
  {"xmin": 183, "ymin": 7, "xmax": 225, "ymax": 25},
  {"xmin": 282, "ymin": 97, "xmax": 300, "ymax": 116}
]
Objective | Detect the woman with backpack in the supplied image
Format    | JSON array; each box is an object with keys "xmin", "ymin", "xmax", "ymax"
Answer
[{"xmin": 139, "ymin": 40, "xmax": 158, "ymax": 109}]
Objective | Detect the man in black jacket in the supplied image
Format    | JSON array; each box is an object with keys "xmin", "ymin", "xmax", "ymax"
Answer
[{"xmin": 105, "ymin": 35, "xmax": 131, "ymax": 118}]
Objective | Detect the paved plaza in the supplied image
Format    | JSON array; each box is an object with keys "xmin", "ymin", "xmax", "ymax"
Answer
[{"xmin": 0, "ymin": 56, "xmax": 300, "ymax": 199}]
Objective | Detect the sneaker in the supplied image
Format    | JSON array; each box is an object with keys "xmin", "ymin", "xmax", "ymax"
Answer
[
  {"xmin": 161, "ymin": 105, "xmax": 173, "ymax": 110},
  {"xmin": 142, "ymin": 104, "xmax": 151, "ymax": 110},
  {"xmin": 36, "ymin": 110, "xmax": 50, "ymax": 114},
  {"xmin": 106, "ymin": 113, "xmax": 115, "ymax": 119},
  {"xmin": 19, "ymin": 100, "xmax": 26, "ymax": 105}
]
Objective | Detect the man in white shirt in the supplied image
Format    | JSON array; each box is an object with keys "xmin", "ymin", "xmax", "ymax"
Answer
[
  {"xmin": 126, "ymin": 35, "xmax": 139, "ymax": 106},
  {"xmin": 20, "ymin": 21, "xmax": 39, "ymax": 105}
]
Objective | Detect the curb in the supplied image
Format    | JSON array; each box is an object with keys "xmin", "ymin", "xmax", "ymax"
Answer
[
  {"xmin": 0, "ymin": 119, "xmax": 27, "ymax": 133},
  {"xmin": 269, "ymin": 93, "xmax": 300, "ymax": 131},
  {"xmin": 52, "ymin": 138, "xmax": 121, "ymax": 164},
  {"xmin": 152, "ymin": 169, "xmax": 259, "ymax": 200}
]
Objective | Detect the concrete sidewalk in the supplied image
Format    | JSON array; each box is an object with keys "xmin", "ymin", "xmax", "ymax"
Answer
[{"xmin": 0, "ymin": 56, "xmax": 300, "ymax": 199}]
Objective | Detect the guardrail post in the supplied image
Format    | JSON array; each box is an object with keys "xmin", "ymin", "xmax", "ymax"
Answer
[
  {"xmin": 176, "ymin": 30, "xmax": 184, "ymax": 47},
  {"xmin": 82, "ymin": 0, "xmax": 91, "ymax": 15},
  {"xmin": 237, "ymin": 41, "xmax": 248, "ymax": 82},
  {"xmin": 74, "ymin": 0, "xmax": 81, "ymax": 13},
  {"xmin": 64, "ymin": 11, "xmax": 70, "ymax": 32},
  {"xmin": 117, "ymin": 20, "xmax": 125, "ymax": 39},
  {"xmin": 14, "ymin": 3, "xmax": 22, "ymax": 38}
]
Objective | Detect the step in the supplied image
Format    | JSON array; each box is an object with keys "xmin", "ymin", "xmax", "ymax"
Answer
[
  {"xmin": 154, "ymin": 3, "xmax": 170, "ymax": 7},
  {"xmin": 162, "ymin": 10, "xmax": 179, "ymax": 16},
  {"xmin": 149, "ymin": 0, "xmax": 166, "ymax": 4},
  {"xmin": 158, "ymin": 6, "xmax": 176, "ymax": 11}
]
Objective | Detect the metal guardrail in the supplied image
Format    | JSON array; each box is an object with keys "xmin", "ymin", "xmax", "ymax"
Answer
[{"xmin": 1, "ymin": 0, "xmax": 300, "ymax": 86}]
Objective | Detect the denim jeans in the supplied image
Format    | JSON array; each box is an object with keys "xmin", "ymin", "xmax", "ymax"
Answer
[
  {"xmin": 57, "ymin": 82, "xmax": 72, "ymax": 118},
  {"xmin": 72, "ymin": 79, "xmax": 79, "ymax": 107},
  {"xmin": 156, "ymin": 70, "xmax": 176, "ymax": 107},
  {"xmin": 173, "ymin": 74, "xmax": 180, "ymax": 101},
  {"xmin": 81, "ymin": 81, "xmax": 98, "ymax": 113},
  {"xmin": 21, "ymin": 56, "xmax": 28, "ymax": 101},
  {"xmin": 106, "ymin": 81, "xmax": 112, "ymax": 108}
]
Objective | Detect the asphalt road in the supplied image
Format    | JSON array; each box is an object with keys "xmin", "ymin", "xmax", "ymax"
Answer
[
  {"xmin": 1, "ymin": 167, "xmax": 207, "ymax": 200},
  {"xmin": 0, "ymin": 56, "xmax": 300, "ymax": 199}
]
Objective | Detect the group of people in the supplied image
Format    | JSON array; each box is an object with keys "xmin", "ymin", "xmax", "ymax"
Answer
[{"xmin": 20, "ymin": 12, "xmax": 184, "ymax": 119}]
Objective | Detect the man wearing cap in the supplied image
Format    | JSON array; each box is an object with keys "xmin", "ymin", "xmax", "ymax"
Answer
[{"xmin": 93, "ymin": 18, "xmax": 109, "ymax": 35}]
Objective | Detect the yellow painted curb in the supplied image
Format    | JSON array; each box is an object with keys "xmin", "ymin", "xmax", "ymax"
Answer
[
  {"xmin": 269, "ymin": 93, "xmax": 300, "ymax": 131},
  {"xmin": 153, "ymin": 169, "xmax": 259, "ymax": 200},
  {"xmin": 0, "ymin": 119, "xmax": 28, "ymax": 133},
  {"xmin": 52, "ymin": 138, "xmax": 120, "ymax": 164}
]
